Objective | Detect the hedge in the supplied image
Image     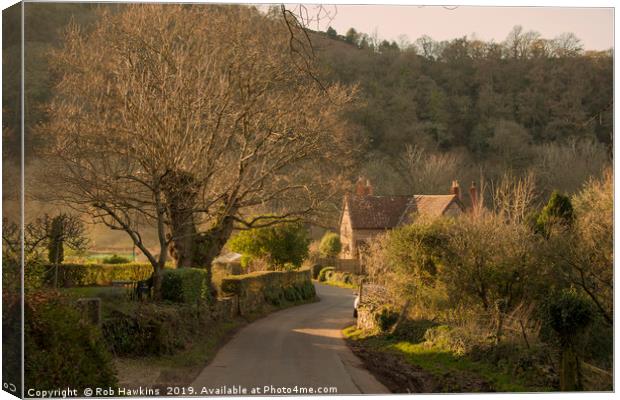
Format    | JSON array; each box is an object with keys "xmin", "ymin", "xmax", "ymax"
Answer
[
  {"xmin": 309, "ymin": 264, "xmax": 322, "ymax": 280},
  {"xmin": 21, "ymin": 292, "xmax": 117, "ymax": 390},
  {"xmin": 317, "ymin": 266, "xmax": 335, "ymax": 282},
  {"xmin": 220, "ymin": 270, "xmax": 276, "ymax": 295},
  {"xmin": 102, "ymin": 303, "xmax": 188, "ymax": 356},
  {"xmin": 319, "ymin": 232, "xmax": 342, "ymax": 258},
  {"xmin": 160, "ymin": 268, "xmax": 213, "ymax": 304},
  {"xmin": 44, "ymin": 263, "xmax": 154, "ymax": 287},
  {"xmin": 330, "ymin": 271, "xmax": 355, "ymax": 285},
  {"xmin": 221, "ymin": 269, "xmax": 315, "ymax": 311}
]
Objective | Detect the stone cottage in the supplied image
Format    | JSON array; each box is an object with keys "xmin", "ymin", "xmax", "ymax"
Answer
[{"xmin": 339, "ymin": 179, "xmax": 472, "ymax": 259}]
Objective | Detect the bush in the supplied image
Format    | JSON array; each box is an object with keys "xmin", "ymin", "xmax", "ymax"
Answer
[
  {"xmin": 543, "ymin": 289, "xmax": 595, "ymax": 391},
  {"xmin": 330, "ymin": 271, "xmax": 355, "ymax": 285},
  {"xmin": 221, "ymin": 271, "xmax": 272, "ymax": 295},
  {"xmin": 534, "ymin": 191, "xmax": 574, "ymax": 236},
  {"xmin": 310, "ymin": 264, "xmax": 322, "ymax": 279},
  {"xmin": 44, "ymin": 263, "xmax": 154, "ymax": 287},
  {"xmin": 543, "ymin": 289, "xmax": 594, "ymax": 346},
  {"xmin": 307, "ymin": 240, "xmax": 321, "ymax": 264},
  {"xmin": 423, "ymin": 325, "xmax": 470, "ymax": 355},
  {"xmin": 319, "ymin": 232, "xmax": 342, "ymax": 258},
  {"xmin": 221, "ymin": 269, "xmax": 315, "ymax": 312},
  {"xmin": 3, "ymin": 293, "xmax": 22, "ymax": 391},
  {"xmin": 102, "ymin": 254, "xmax": 131, "ymax": 264},
  {"xmin": 46, "ymin": 213, "xmax": 88, "ymax": 265},
  {"xmin": 317, "ymin": 267, "xmax": 335, "ymax": 282},
  {"xmin": 23, "ymin": 291, "xmax": 117, "ymax": 390},
  {"xmin": 102, "ymin": 303, "xmax": 187, "ymax": 356},
  {"xmin": 101, "ymin": 300, "xmax": 218, "ymax": 357},
  {"xmin": 160, "ymin": 268, "xmax": 212, "ymax": 304},
  {"xmin": 228, "ymin": 220, "xmax": 310, "ymax": 269},
  {"xmin": 374, "ymin": 305, "xmax": 399, "ymax": 332}
]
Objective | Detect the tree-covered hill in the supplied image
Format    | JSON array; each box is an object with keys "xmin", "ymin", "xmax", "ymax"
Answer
[
  {"xmin": 314, "ymin": 26, "xmax": 612, "ymax": 154},
  {"xmin": 3, "ymin": 5, "xmax": 613, "ymax": 202},
  {"xmin": 311, "ymin": 25, "xmax": 612, "ymax": 197}
]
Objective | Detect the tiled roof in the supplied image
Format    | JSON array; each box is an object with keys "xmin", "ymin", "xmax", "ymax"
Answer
[
  {"xmin": 345, "ymin": 194, "xmax": 461, "ymax": 230},
  {"xmin": 345, "ymin": 195, "xmax": 411, "ymax": 229}
]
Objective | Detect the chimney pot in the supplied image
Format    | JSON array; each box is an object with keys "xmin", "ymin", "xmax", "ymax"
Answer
[
  {"xmin": 366, "ymin": 179, "xmax": 373, "ymax": 195},
  {"xmin": 469, "ymin": 181, "xmax": 478, "ymax": 210},
  {"xmin": 355, "ymin": 176, "xmax": 373, "ymax": 196},
  {"xmin": 450, "ymin": 180, "xmax": 461, "ymax": 200}
]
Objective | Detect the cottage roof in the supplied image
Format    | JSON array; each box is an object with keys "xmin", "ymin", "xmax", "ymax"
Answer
[{"xmin": 344, "ymin": 194, "xmax": 462, "ymax": 230}]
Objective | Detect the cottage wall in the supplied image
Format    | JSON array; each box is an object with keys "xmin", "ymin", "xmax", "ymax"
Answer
[
  {"xmin": 340, "ymin": 202, "xmax": 387, "ymax": 260},
  {"xmin": 340, "ymin": 194, "xmax": 464, "ymax": 261},
  {"xmin": 344, "ymin": 228, "xmax": 386, "ymax": 259},
  {"xmin": 340, "ymin": 204, "xmax": 355, "ymax": 259}
]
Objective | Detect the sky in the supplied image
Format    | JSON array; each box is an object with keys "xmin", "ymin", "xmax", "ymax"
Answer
[{"xmin": 314, "ymin": 5, "xmax": 613, "ymax": 50}]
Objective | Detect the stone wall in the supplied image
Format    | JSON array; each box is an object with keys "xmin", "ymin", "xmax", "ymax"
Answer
[
  {"xmin": 356, "ymin": 305, "xmax": 379, "ymax": 331},
  {"xmin": 210, "ymin": 295, "xmax": 239, "ymax": 321},
  {"xmin": 79, "ymin": 271, "xmax": 313, "ymax": 330},
  {"xmin": 221, "ymin": 269, "xmax": 315, "ymax": 316},
  {"xmin": 356, "ymin": 284, "xmax": 390, "ymax": 331}
]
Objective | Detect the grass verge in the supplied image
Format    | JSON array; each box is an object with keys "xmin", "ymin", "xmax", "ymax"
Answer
[
  {"xmin": 112, "ymin": 295, "xmax": 317, "ymax": 389},
  {"xmin": 62, "ymin": 282, "xmax": 317, "ymax": 388},
  {"xmin": 114, "ymin": 319, "xmax": 244, "ymax": 389},
  {"xmin": 316, "ymin": 280, "xmax": 357, "ymax": 290},
  {"xmin": 343, "ymin": 326, "xmax": 551, "ymax": 393}
]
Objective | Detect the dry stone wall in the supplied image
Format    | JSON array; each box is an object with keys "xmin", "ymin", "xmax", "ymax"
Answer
[{"xmin": 221, "ymin": 269, "xmax": 315, "ymax": 316}]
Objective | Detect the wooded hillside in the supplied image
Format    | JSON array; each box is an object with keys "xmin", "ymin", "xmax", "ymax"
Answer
[
  {"xmin": 3, "ymin": 5, "xmax": 613, "ymax": 217},
  {"xmin": 312, "ymin": 26, "xmax": 612, "ymax": 199}
]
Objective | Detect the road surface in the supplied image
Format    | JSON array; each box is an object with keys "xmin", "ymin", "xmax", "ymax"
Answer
[{"xmin": 192, "ymin": 283, "xmax": 389, "ymax": 395}]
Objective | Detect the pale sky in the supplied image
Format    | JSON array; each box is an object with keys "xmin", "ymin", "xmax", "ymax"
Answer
[{"xmin": 320, "ymin": 5, "xmax": 613, "ymax": 50}]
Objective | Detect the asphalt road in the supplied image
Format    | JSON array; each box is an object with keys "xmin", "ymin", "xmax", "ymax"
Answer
[{"xmin": 192, "ymin": 283, "xmax": 389, "ymax": 395}]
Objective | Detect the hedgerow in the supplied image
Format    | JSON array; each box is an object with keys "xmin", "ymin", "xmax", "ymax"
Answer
[
  {"xmin": 22, "ymin": 291, "xmax": 117, "ymax": 390},
  {"xmin": 221, "ymin": 269, "xmax": 315, "ymax": 307},
  {"xmin": 160, "ymin": 268, "xmax": 213, "ymax": 304},
  {"xmin": 43, "ymin": 263, "xmax": 154, "ymax": 287},
  {"xmin": 317, "ymin": 267, "xmax": 335, "ymax": 282}
]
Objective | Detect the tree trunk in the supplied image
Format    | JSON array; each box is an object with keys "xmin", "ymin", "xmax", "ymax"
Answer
[
  {"xmin": 389, "ymin": 299, "xmax": 411, "ymax": 335},
  {"xmin": 560, "ymin": 344, "xmax": 582, "ymax": 391},
  {"xmin": 162, "ymin": 167, "xmax": 236, "ymax": 278},
  {"xmin": 162, "ymin": 170, "xmax": 199, "ymax": 268},
  {"xmin": 193, "ymin": 215, "xmax": 236, "ymax": 268},
  {"xmin": 151, "ymin": 267, "xmax": 163, "ymax": 300},
  {"xmin": 54, "ymin": 241, "xmax": 61, "ymax": 289},
  {"xmin": 168, "ymin": 214, "xmax": 198, "ymax": 268},
  {"xmin": 495, "ymin": 313, "xmax": 505, "ymax": 344}
]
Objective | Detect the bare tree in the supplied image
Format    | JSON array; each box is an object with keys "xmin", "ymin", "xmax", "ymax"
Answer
[
  {"xmin": 491, "ymin": 171, "xmax": 538, "ymax": 224},
  {"xmin": 43, "ymin": 4, "xmax": 357, "ymax": 295},
  {"xmin": 397, "ymin": 144, "xmax": 466, "ymax": 194},
  {"xmin": 2, "ymin": 214, "xmax": 87, "ymax": 290},
  {"xmin": 533, "ymin": 138, "xmax": 609, "ymax": 197},
  {"xmin": 551, "ymin": 32, "xmax": 584, "ymax": 57}
]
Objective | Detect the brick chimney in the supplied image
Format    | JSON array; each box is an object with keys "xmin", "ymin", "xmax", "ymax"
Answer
[
  {"xmin": 355, "ymin": 177, "xmax": 366, "ymax": 196},
  {"xmin": 469, "ymin": 181, "xmax": 478, "ymax": 210},
  {"xmin": 366, "ymin": 179, "xmax": 374, "ymax": 195},
  {"xmin": 355, "ymin": 177, "xmax": 373, "ymax": 196},
  {"xmin": 450, "ymin": 180, "xmax": 461, "ymax": 200}
]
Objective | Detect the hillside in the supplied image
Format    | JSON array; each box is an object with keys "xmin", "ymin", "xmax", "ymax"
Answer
[
  {"xmin": 3, "ymin": 5, "xmax": 613, "ymax": 247},
  {"xmin": 311, "ymin": 26, "xmax": 612, "ymax": 199}
]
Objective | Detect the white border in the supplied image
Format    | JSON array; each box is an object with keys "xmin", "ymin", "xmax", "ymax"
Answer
[{"xmin": 0, "ymin": 2, "xmax": 616, "ymax": 400}]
